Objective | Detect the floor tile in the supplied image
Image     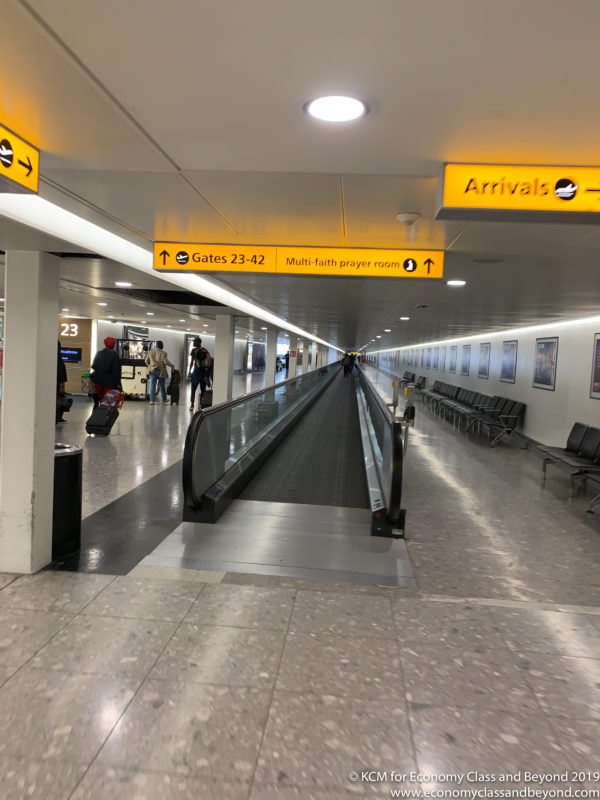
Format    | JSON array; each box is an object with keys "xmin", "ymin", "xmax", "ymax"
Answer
[
  {"xmin": 71, "ymin": 765, "xmax": 250, "ymax": 799},
  {"xmin": 0, "ymin": 666, "xmax": 138, "ymax": 763},
  {"xmin": 129, "ymin": 564, "xmax": 225, "ymax": 583},
  {"xmin": 30, "ymin": 614, "xmax": 177, "ymax": 678},
  {"xmin": 409, "ymin": 704, "xmax": 566, "ymax": 773},
  {"xmin": 0, "ymin": 664, "xmax": 19, "ymax": 688},
  {"xmin": 0, "ymin": 573, "xmax": 18, "ymax": 590},
  {"xmin": 97, "ymin": 679, "xmax": 270, "ymax": 779},
  {"xmin": 400, "ymin": 644, "xmax": 538, "ymax": 712},
  {"xmin": 0, "ymin": 607, "xmax": 70, "ymax": 667},
  {"xmin": 490, "ymin": 607, "xmax": 600, "ymax": 658},
  {"xmin": 82, "ymin": 576, "xmax": 203, "ymax": 621},
  {"xmin": 250, "ymin": 786, "xmax": 387, "ymax": 798},
  {"xmin": 150, "ymin": 623, "xmax": 285, "ymax": 688},
  {"xmin": 222, "ymin": 572, "xmax": 416, "ymax": 597},
  {"xmin": 0, "ymin": 752, "xmax": 87, "ymax": 800},
  {"xmin": 0, "ymin": 572, "xmax": 115, "ymax": 613},
  {"xmin": 290, "ymin": 591, "xmax": 395, "ymax": 639},
  {"xmin": 254, "ymin": 691, "xmax": 415, "ymax": 790},
  {"xmin": 277, "ymin": 632, "xmax": 403, "ymax": 700},
  {"xmin": 186, "ymin": 584, "xmax": 295, "ymax": 630},
  {"xmin": 546, "ymin": 718, "xmax": 600, "ymax": 768},
  {"xmin": 392, "ymin": 600, "xmax": 506, "ymax": 650},
  {"xmin": 519, "ymin": 651, "xmax": 600, "ymax": 720}
]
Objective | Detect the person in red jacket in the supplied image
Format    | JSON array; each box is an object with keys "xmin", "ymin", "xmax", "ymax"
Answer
[{"xmin": 90, "ymin": 337, "xmax": 122, "ymax": 403}]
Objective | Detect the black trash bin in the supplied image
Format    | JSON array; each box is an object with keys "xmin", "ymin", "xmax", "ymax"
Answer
[{"xmin": 52, "ymin": 443, "xmax": 83, "ymax": 558}]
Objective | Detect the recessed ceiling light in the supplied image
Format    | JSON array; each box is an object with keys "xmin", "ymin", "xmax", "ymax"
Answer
[
  {"xmin": 108, "ymin": 315, "xmax": 114, "ymax": 318},
  {"xmin": 447, "ymin": 280, "xmax": 466, "ymax": 287},
  {"xmin": 166, "ymin": 324, "xmax": 172, "ymax": 327},
  {"xmin": 376, "ymin": 335, "xmax": 382, "ymax": 339},
  {"xmin": 114, "ymin": 281, "xmax": 132, "ymax": 287},
  {"xmin": 203, "ymin": 324, "xmax": 208, "ymax": 327},
  {"xmin": 384, "ymin": 328, "xmax": 391, "ymax": 332},
  {"xmin": 146, "ymin": 312, "xmax": 154, "ymax": 316},
  {"xmin": 97, "ymin": 302, "xmax": 107, "ymax": 306},
  {"xmin": 141, "ymin": 320, "xmax": 146, "ymax": 323},
  {"xmin": 179, "ymin": 319, "xmax": 185, "ymax": 322},
  {"xmin": 399, "ymin": 316, "xmax": 410, "ymax": 321},
  {"xmin": 186, "ymin": 328, "xmax": 191, "ymax": 331},
  {"xmin": 260, "ymin": 326, "xmax": 267, "ymax": 330},
  {"xmin": 306, "ymin": 95, "xmax": 367, "ymax": 122},
  {"xmin": 61, "ymin": 307, "xmax": 69, "ymax": 312}
]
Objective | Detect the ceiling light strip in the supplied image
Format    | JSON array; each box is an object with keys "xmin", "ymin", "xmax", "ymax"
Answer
[
  {"xmin": 367, "ymin": 313, "xmax": 600, "ymax": 354},
  {"xmin": 0, "ymin": 195, "xmax": 341, "ymax": 352}
]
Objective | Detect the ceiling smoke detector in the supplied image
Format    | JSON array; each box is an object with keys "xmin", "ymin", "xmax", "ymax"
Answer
[{"xmin": 396, "ymin": 212, "xmax": 421, "ymax": 226}]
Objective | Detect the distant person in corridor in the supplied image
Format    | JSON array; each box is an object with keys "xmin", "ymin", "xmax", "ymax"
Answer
[{"xmin": 145, "ymin": 340, "xmax": 175, "ymax": 405}]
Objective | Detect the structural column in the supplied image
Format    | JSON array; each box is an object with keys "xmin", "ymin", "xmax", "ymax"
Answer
[
  {"xmin": 301, "ymin": 340, "xmax": 310, "ymax": 374},
  {"xmin": 0, "ymin": 252, "xmax": 60, "ymax": 573},
  {"xmin": 288, "ymin": 337, "xmax": 299, "ymax": 378},
  {"xmin": 264, "ymin": 327, "xmax": 278, "ymax": 386},
  {"xmin": 212, "ymin": 314, "xmax": 234, "ymax": 405}
]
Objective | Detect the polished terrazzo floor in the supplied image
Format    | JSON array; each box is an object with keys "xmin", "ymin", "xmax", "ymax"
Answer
[{"xmin": 0, "ymin": 364, "xmax": 598, "ymax": 798}]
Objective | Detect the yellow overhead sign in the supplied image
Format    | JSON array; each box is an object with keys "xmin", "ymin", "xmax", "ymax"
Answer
[
  {"xmin": 154, "ymin": 243, "xmax": 444, "ymax": 279},
  {"xmin": 438, "ymin": 163, "xmax": 600, "ymax": 221},
  {"xmin": 0, "ymin": 124, "xmax": 39, "ymax": 193}
]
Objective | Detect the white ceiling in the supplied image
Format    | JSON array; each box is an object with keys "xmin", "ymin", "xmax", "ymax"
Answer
[{"xmin": 1, "ymin": 0, "xmax": 600, "ymax": 350}]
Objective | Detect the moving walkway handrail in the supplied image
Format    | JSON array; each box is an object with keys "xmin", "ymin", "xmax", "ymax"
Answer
[
  {"xmin": 357, "ymin": 366, "xmax": 405, "ymax": 534},
  {"xmin": 182, "ymin": 363, "xmax": 340, "ymax": 520}
]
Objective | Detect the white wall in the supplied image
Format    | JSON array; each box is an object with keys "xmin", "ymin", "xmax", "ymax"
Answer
[{"xmin": 371, "ymin": 319, "xmax": 600, "ymax": 446}]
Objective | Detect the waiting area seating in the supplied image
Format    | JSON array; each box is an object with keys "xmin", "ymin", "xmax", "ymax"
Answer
[
  {"xmin": 400, "ymin": 371, "xmax": 415, "ymax": 388},
  {"xmin": 421, "ymin": 381, "xmax": 526, "ymax": 446},
  {"xmin": 536, "ymin": 423, "xmax": 600, "ymax": 497}
]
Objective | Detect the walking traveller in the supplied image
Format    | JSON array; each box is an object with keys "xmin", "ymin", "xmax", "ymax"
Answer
[
  {"xmin": 188, "ymin": 337, "xmax": 212, "ymax": 410},
  {"xmin": 90, "ymin": 337, "xmax": 122, "ymax": 403},
  {"xmin": 145, "ymin": 341, "xmax": 175, "ymax": 405}
]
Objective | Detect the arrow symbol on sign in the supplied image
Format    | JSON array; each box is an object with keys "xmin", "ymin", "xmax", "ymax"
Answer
[
  {"xmin": 18, "ymin": 156, "xmax": 32, "ymax": 176},
  {"xmin": 424, "ymin": 258, "xmax": 434, "ymax": 274},
  {"xmin": 159, "ymin": 249, "xmax": 170, "ymax": 265}
]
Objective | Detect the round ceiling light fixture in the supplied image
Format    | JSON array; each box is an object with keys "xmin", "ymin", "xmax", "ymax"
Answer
[
  {"xmin": 447, "ymin": 280, "xmax": 466, "ymax": 287},
  {"xmin": 399, "ymin": 316, "xmax": 410, "ymax": 321},
  {"xmin": 384, "ymin": 328, "xmax": 391, "ymax": 333},
  {"xmin": 306, "ymin": 95, "xmax": 367, "ymax": 122}
]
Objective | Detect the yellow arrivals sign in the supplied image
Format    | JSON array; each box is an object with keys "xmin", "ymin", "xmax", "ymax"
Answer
[
  {"xmin": 0, "ymin": 124, "xmax": 39, "ymax": 193},
  {"xmin": 438, "ymin": 163, "xmax": 600, "ymax": 221},
  {"xmin": 154, "ymin": 243, "xmax": 444, "ymax": 279}
]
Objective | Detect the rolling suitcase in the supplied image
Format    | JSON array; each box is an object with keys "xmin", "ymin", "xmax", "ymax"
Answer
[
  {"xmin": 85, "ymin": 405, "xmax": 119, "ymax": 436},
  {"xmin": 170, "ymin": 384, "xmax": 180, "ymax": 405},
  {"xmin": 200, "ymin": 388, "xmax": 213, "ymax": 409}
]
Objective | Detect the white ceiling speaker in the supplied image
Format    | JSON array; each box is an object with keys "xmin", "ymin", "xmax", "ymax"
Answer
[{"xmin": 396, "ymin": 212, "xmax": 421, "ymax": 226}]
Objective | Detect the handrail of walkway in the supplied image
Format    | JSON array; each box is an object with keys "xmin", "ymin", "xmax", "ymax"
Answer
[
  {"xmin": 182, "ymin": 363, "xmax": 341, "ymax": 522},
  {"xmin": 356, "ymin": 365, "xmax": 405, "ymax": 537}
]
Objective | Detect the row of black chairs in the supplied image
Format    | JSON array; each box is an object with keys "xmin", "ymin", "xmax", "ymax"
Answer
[
  {"xmin": 421, "ymin": 381, "xmax": 526, "ymax": 447},
  {"xmin": 536, "ymin": 423, "xmax": 600, "ymax": 508}
]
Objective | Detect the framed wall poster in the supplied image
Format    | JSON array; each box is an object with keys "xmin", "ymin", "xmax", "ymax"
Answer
[
  {"xmin": 440, "ymin": 346, "xmax": 446, "ymax": 372},
  {"xmin": 433, "ymin": 346, "xmax": 439, "ymax": 370},
  {"xmin": 426, "ymin": 347, "xmax": 431, "ymax": 369},
  {"xmin": 478, "ymin": 342, "xmax": 491, "ymax": 379},
  {"xmin": 449, "ymin": 345, "xmax": 457, "ymax": 373},
  {"xmin": 500, "ymin": 340, "xmax": 518, "ymax": 383},
  {"xmin": 420, "ymin": 350, "xmax": 424, "ymax": 367},
  {"xmin": 533, "ymin": 336, "xmax": 559, "ymax": 391},
  {"xmin": 591, "ymin": 333, "xmax": 600, "ymax": 399},
  {"xmin": 461, "ymin": 344, "xmax": 471, "ymax": 376}
]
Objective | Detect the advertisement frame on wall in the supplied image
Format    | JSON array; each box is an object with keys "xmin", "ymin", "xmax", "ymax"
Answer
[
  {"xmin": 590, "ymin": 333, "xmax": 600, "ymax": 399},
  {"xmin": 478, "ymin": 342, "xmax": 491, "ymax": 379},
  {"xmin": 533, "ymin": 336, "xmax": 559, "ymax": 391},
  {"xmin": 461, "ymin": 344, "xmax": 471, "ymax": 376},
  {"xmin": 500, "ymin": 340, "xmax": 518, "ymax": 384},
  {"xmin": 448, "ymin": 345, "xmax": 457, "ymax": 374}
]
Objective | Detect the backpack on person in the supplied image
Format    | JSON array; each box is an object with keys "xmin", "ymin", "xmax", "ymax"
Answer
[{"xmin": 195, "ymin": 347, "xmax": 211, "ymax": 370}]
